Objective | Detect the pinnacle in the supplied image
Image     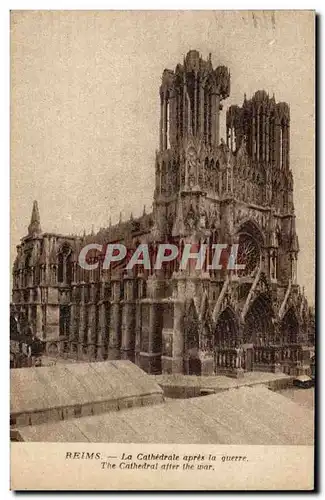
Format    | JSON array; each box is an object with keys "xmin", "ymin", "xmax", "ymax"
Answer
[{"xmin": 28, "ymin": 200, "xmax": 41, "ymax": 236}]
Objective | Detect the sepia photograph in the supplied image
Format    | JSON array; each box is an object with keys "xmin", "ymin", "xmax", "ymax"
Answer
[{"xmin": 10, "ymin": 10, "xmax": 315, "ymax": 490}]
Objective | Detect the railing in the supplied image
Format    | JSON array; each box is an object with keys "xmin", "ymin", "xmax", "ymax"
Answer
[
  {"xmin": 275, "ymin": 344, "xmax": 303, "ymax": 365},
  {"xmin": 254, "ymin": 344, "xmax": 304, "ymax": 374},
  {"xmin": 215, "ymin": 348, "xmax": 242, "ymax": 370},
  {"xmin": 254, "ymin": 346, "xmax": 275, "ymax": 366},
  {"xmin": 214, "ymin": 344, "xmax": 305, "ymax": 374}
]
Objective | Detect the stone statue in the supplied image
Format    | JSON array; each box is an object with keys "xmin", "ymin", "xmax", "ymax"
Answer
[
  {"xmin": 235, "ymin": 345, "xmax": 244, "ymax": 369},
  {"xmin": 185, "ymin": 206, "xmax": 196, "ymax": 231},
  {"xmin": 187, "ymin": 147, "xmax": 197, "ymax": 189}
]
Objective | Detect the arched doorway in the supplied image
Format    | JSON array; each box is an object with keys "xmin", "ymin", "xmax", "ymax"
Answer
[
  {"xmin": 243, "ymin": 294, "xmax": 274, "ymax": 345},
  {"xmin": 281, "ymin": 308, "xmax": 299, "ymax": 344},
  {"xmin": 214, "ymin": 307, "xmax": 238, "ymax": 348},
  {"xmin": 214, "ymin": 307, "xmax": 239, "ymax": 373}
]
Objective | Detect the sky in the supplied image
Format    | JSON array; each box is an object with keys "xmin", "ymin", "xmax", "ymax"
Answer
[{"xmin": 10, "ymin": 10, "xmax": 315, "ymax": 302}]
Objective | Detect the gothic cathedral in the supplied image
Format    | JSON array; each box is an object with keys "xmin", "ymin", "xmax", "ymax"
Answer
[{"xmin": 12, "ymin": 50, "xmax": 313, "ymax": 375}]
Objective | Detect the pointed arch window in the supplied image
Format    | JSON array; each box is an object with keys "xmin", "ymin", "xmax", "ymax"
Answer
[
  {"xmin": 215, "ymin": 308, "xmax": 238, "ymax": 348},
  {"xmin": 24, "ymin": 252, "xmax": 32, "ymax": 287},
  {"xmin": 57, "ymin": 244, "xmax": 72, "ymax": 284},
  {"xmin": 259, "ymin": 107, "xmax": 264, "ymax": 160},
  {"xmin": 66, "ymin": 252, "xmax": 72, "ymax": 284},
  {"xmin": 166, "ymin": 94, "xmax": 170, "ymax": 149},
  {"xmin": 58, "ymin": 253, "xmax": 64, "ymax": 283},
  {"xmin": 279, "ymin": 125, "xmax": 283, "ymax": 169}
]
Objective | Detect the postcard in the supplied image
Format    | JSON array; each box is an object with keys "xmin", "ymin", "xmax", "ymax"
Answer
[{"xmin": 10, "ymin": 10, "xmax": 315, "ymax": 491}]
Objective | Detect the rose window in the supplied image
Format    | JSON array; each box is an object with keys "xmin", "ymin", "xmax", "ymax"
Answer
[{"xmin": 237, "ymin": 233, "xmax": 260, "ymax": 277}]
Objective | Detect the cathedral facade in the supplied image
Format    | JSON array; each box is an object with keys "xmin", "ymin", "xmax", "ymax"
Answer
[{"xmin": 12, "ymin": 50, "xmax": 313, "ymax": 375}]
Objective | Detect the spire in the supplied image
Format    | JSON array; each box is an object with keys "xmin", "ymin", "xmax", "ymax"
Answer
[
  {"xmin": 28, "ymin": 200, "xmax": 41, "ymax": 236},
  {"xmin": 143, "ymin": 204, "xmax": 146, "ymax": 216}
]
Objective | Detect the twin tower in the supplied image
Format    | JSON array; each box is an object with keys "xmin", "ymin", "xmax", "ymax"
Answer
[
  {"xmin": 158, "ymin": 49, "xmax": 289, "ymax": 162},
  {"xmin": 159, "ymin": 50, "xmax": 230, "ymax": 151},
  {"xmin": 153, "ymin": 49, "xmax": 292, "ymax": 249}
]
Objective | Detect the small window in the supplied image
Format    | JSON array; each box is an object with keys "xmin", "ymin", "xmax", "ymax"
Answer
[{"xmin": 57, "ymin": 244, "xmax": 72, "ymax": 284}]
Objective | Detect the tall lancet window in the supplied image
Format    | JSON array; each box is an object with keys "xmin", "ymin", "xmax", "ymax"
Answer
[
  {"xmin": 24, "ymin": 252, "xmax": 32, "ymax": 287},
  {"xmin": 166, "ymin": 96, "xmax": 170, "ymax": 149},
  {"xmin": 208, "ymin": 93, "xmax": 212, "ymax": 145},
  {"xmin": 281, "ymin": 121, "xmax": 287, "ymax": 170},
  {"xmin": 204, "ymin": 89, "xmax": 208, "ymax": 143},
  {"xmin": 179, "ymin": 90, "xmax": 183, "ymax": 139},
  {"xmin": 176, "ymin": 91, "xmax": 180, "ymax": 143},
  {"xmin": 57, "ymin": 243, "xmax": 72, "ymax": 284},
  {"xmin": 66, "ymin": 252, "xmax": 72, "ymax": 284},
  {"xmin": 259, "ymin": 108, "xmax": 264, "ymax": 160},
  {"xmin": 279, "ymin": 126, "xmax": 283, "ymax": 169},
  {"xmin": 58, "ymin": 253, "xmax": 64, "ymax": 283}
]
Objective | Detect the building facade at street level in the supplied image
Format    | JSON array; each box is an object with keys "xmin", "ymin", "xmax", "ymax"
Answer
[{"xmin": 12, "ymin": 50, "xmax": 315, "ymax": 375}]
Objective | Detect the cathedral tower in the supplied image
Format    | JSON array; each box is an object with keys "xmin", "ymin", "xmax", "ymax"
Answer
[
  {"xmin": 159, "ymin": 50, "xmax": 230, "ymax": 151},
  {"xmin": 153, "ymin": 50, "xmax": 231, "ymax": 247}
]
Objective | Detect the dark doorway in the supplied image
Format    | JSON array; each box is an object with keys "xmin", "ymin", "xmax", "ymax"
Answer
[
  {"xmin": 188, "ymin": 357, "xmax": 201, "ymax": 375},
  {"xmin": 281, "ymin": 308, "xmax": 299, "ymax": 344},
  {"xmin": 214, "ymin": 307, "xmax": 238, "ymax": 348},
  {"xmin": 243, "ymin": 294, "xmax": 274, "ymax": 345}
]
